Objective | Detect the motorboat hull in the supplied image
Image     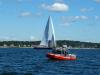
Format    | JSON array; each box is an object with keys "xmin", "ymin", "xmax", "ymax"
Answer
[{"xmin": 47, "ymin": 53, "xmax": 76, "ymax": 60}]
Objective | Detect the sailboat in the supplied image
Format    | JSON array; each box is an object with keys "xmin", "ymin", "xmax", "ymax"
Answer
[{"xmin": 34, "ymin": 16, "xmax": 56, "ymax": 49}]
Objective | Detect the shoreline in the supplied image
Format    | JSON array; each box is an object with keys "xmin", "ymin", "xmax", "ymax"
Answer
[
  {"xmin": 0, "ymin": 46, "xmax": 33, "ymax": 48},
  {"xmin": 69, "ymin": 48, "xmax": 100, "ymax": 49},
  {"xmin": 0, "ymin": 46, "xmax": 100, "ymax": 49}
]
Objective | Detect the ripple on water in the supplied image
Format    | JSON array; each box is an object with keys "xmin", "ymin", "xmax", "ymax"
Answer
[{"xmin": 0, "ymin": 48, "xmax": 100, "ymax": 75}]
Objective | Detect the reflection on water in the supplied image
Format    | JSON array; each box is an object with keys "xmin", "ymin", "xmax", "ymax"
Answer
[{"xmin": 0, "ymin": 48, "xmax": 100, "ymax": 75}]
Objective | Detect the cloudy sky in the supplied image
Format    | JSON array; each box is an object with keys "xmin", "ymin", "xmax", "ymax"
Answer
[{"xmin": 0, "ymin": 0, "xmax": 100, "ymax": 42}]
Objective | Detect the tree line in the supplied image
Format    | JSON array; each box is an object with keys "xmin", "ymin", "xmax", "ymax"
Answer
[{"xmin": 0, "ymin": 40, "xmax": 100, "ymax": 48}]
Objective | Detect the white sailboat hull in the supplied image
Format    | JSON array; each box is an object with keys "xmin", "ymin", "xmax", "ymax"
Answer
[{"xmin": 34, "ymin": 45, "xmax": 52, "ymax": 49}]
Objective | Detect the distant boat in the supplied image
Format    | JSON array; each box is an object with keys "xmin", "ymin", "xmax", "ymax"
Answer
[{"xmin": 34, "ymin": 16, "xmax": 56, "ymax": 49}]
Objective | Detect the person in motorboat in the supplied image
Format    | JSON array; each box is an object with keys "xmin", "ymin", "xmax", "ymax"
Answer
[{"xmin": 52, "ymin": 47, "xmax": 68, "ymax": 56}]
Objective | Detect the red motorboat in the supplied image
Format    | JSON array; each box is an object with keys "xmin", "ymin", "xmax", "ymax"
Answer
[{"xmin": 47, "ymin": 52, "xmax": 76, "ymax": 60}]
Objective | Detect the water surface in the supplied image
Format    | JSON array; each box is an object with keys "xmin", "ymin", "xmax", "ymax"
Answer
[{"xmin": 0, "ymin": 48, "xmax": 100, "ymax": 75}]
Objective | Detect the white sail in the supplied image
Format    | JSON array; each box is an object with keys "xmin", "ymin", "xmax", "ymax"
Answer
[
  {"xmin": 50, "ymin": 16, "xmax": 56, "ymax": 48},
  {"xmin": 40, "ymin": 16, "xmax": 50, "ymax": 47},
  {"xmin": 40, "ymin": 16, "xmax": 56, "ymax": 48}
]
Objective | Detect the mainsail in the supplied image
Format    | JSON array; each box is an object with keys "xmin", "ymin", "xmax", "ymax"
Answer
[{"xmin": 40, "ymin": 16, "xmax": 56, "ymax": 48}]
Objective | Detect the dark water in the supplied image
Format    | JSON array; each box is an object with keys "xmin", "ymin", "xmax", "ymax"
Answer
[{"xmin": 0, "ymin": 48, "xmax": 100, "ymax": 75}]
